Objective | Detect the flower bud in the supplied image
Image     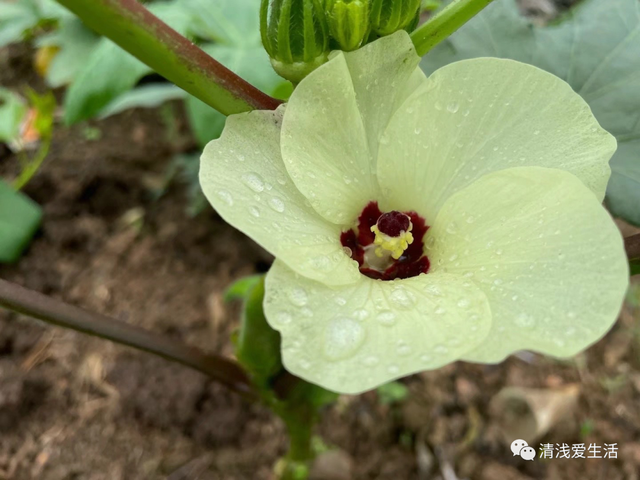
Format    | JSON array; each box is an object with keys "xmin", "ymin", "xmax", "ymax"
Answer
[
  {"xmin": 370, "ymin": 0, "xmax": 421, "ymax": 36},
  {"xmin": 325, "ymin": 0, "xmax": 370, "ymax": 51},
  {"xmin": 261, "ymin": 0, "xmax": 330, "ymax": 84}
]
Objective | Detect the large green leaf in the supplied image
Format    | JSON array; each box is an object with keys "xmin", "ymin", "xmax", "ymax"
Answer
[
  {"xmin": 180, "ymin": 0, "xmax": 261, "ymax": 46},
  {"xmin": 62, "ymin": 1, "xmax": 194, "ymax": 124},
  {"xmin": 99, "ymin": 84, "xmax": 186, "ymax": 119},
  {"xmin": 37, "ymin": 17, "xmax": 101, "ymax": 88},
  {"xmin": 0, "ymin": 0, "xmax": 66, "ymax": 47},
  {"xmin": 0, "ymin": 180, "xmax": 42, "ymax": 263},
  {"xmin": 421, "ymin": 0, "xmax": 640, "ymax": 226}
]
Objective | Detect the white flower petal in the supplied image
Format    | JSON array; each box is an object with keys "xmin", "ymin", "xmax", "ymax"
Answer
[
  {"xmin": 425, "ymin": 167, "xmax": 629, "ymax": 362},
  {"xmin": 281, "ymin": 32, "xmax": 422, "ymax": 225},
  {"xmin": 378, "ymin": 58, "xmax": 617, "ymax": 222},
  {"xmin": 264, "ymin": 260, "xmax": 492, "ymax": 394},
  {"xmin": 200, "ymin": 108, "xmax": 360, "ymax": 286}
]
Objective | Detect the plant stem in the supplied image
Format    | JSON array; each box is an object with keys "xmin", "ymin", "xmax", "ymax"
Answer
[
  {"xmin": 410, "ymin": 0, "xmax": 494, "ymax": 56},
  {"xmin": 54, "ymin": 0, "xmax": 281, "ymax": 115},
  {"xmin": 0, "ymin": 278, "xmax": 256, "ymax": 400}
]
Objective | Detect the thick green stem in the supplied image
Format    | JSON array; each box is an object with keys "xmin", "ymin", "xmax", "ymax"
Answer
[
  {"xmin": 0, "ymin": 278, "xmax": 257, "ymax": 399},
  {"xmin": 410, "ymin": 0, "xmax": 494, "ymax": 56},
  {"xmin": 54, "ymin": 0, "xmax": 281, "ymax": 115}
]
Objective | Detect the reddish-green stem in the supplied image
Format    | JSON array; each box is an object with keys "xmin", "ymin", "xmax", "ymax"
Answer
[{"xmin": 54, "ymin": 0, "xmax": 281, "ymax": 115}]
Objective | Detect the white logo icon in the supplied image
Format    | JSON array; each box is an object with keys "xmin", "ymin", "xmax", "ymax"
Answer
[{"xmin": 511, "ymin": 439, "xmax": 535, "ymax": 461}]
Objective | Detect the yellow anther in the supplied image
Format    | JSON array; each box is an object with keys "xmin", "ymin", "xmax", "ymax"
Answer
[{"xmin": 370, "ymin": 225, "xmax": 414, "ymax": 260}]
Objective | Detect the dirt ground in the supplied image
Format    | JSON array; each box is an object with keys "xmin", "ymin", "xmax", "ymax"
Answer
[{"xmin": 2, "ymin": 5, "xmax": 640, "ymax": 479}]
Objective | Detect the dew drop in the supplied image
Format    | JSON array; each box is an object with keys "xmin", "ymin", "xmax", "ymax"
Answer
[
  {"xmin": 466, "ymin": 215, "xmax": 476, "ymax": 224},
  {"xmin": 396, "ymin": 343, "xmax": 412, "ymax": 356},
  {"xmin": 434, "ymin": 344, "xmax": 449, "ymax": 354},
  {"xmin": 457, "ymin": 299, "xmax": 470, "ymax": 309},
  {"xmin": 447, "ymin": 102, "xmax": 459, "ymax": 113},
  {"xmin": 376, "ymin": 310, "xmax": 397, "ymax": 326},
  {"xmin": 275, "ymin": 312, "xmax": 292, "ymax": 325},
  {"xmin": 299, "ymin": 359, "xmax": 311, "ymax": 370},
  {"xmin": 323, "ymin": 318, "xmax": 365, "ymax": 360},
  {"xmin": 353, "ymin": 309, "xmax": 369, "ymax": 320},
  {"xmin": 268, "ymin": 197, "xmax": 285, "ymax": 213},
  {"xmin": 387, "ymin": 364, "xmax": 400, "ymax": 374},
  {"xmin": 515, "ymin": 313, "xmax": 535, "ymax": 328},
  {"xmin": 335, "ymin": 297, "xmax": 347, "ymax": 306},
  {"xmin": 362, "ymin": 355, "xmax": 379, "ymax": 367},
  {"xmin": 242, "ymin": 173, "xmax": 265, "ymax": 192},
  {"xmin": 288, "ymin": 288, "xmax": 308, "ymax": 306},
  {"xmin": 216, "ymin": 190, "xmax": 233, "ymax": 206},
  {"xmin": 434, "ymin": 306, "xmax": 446, "ymax": 315},
  {"xmin": 390, "ymin": 288, "xmax": 416, "ymax": 308},
  {"xmin": 424, "ymin": 285, "xmax": 443, "ymax": 296},
  {"xmin": 249, "ymin": 206, "xmax": 260, "ymax": 217},
  {"xmin": 420, "ymin": 354, "xmax": 432, "ymax": 363}
]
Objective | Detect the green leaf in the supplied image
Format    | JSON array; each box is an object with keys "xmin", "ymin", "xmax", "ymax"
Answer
[
  {"xmin": 180, "ymin": 0, "xmax": 261, "ymax": 45},
  {"xmin": 62, "ymin": 1, "xmax": 194, "ymax": 125},
  {"xmin": 224, "ymin": 274, "xmax": 264, "ymax": 302},
  {"xmin": 99, "ymin": 84, "xmax": 186, "ymax": 118},
  {"xmin": 235, "ymin": 277, "xmax": 283, "ymax": 383},
  {"xmin": 37, "ymin": 17, "xmax": 101, "ymax": 88},
  {"xmin": 0, "ymin": 88, "xmax": 27, "ymax": 144},
  {"xmin": 0, "ymin": 179, "xmax": 42, "ymax": 263},
  {"xmin": 421, "ymin": 0, "xmax": 640, "ymax": 226},
  {"xmin": 0, "ymin": 0, "xmax": 67, "ymax": 47}
]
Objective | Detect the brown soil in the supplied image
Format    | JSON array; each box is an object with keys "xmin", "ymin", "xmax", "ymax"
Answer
[{"xmin": 2, "ymin": 25, "xmax": 640, "ymax": 480}]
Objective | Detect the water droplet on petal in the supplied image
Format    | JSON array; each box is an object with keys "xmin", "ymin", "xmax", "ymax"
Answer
[
  {"xmin": 434, "ymin": 345, "xmax": 448, "ymax": 354},
  {"xmin": 396, "ymin": 342, "xmax": 412, "ymax": 356},
  {"xmin": 242, "ymin": 172, "xmax": 265, "ymax": 192},
  {"xmin": 376, "ymin": 310, "xmax": 397, "ymax": 326},
  {"xmin": 515, "ymin": 313, "xmax": 535, "ymax": 328},
  {"xmin": 362, "ymin": 355, "xmax": 379, "ymax": 367},
  {"xmin": 387, "ymin": 364, "xmax": 400, "ymax": 374},
  {"xmin": 249, "ymin": 206, "xmax": 260, "ymax": 217},
  {"xmin": 353, "ymin": 309, "xmax": 369, "ymax": 320},
  {"xmin": 284, "ymin": 288, "xmax": 307, "ymax": 309},
  {"xmin": 323, "ymin": 318, "xmax": 366, "ymax": 360},
  {"xmin": 216, "ymin": 190, "xmax": 233, "ymax": 206},
  {"xmin": 447, "ymin": 102, "xmax": 459, "ymax": 113},
  {"xmin": 268, "ymin": 197, "xmax": 285, "ymax": 213},
  {"xmin": 275, "ymin": 312, "xmax": 292, "ymax": 325},
  {"xmin": 390, "ymin": 288, "xmax": 416, "ymax": 308},
  {"xmin": 457, "ymin": 299, "xmax": 470, "ymax": 309}
]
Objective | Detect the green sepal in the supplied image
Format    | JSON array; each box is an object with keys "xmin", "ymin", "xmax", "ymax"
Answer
[
  {"xmin": 261, "ymin": 0, "xmax": 330, "ymax": 83},
  {"xmin": 0, "ymin": 180, "xmax": 42, "ymax": 263},
  {"xmin": 370, "ymin": 0, "xmax": 421, "ymax": 36},
  {"xmin": 326, "ymin": 0, "xmax": 370, "ymax": 51},
  {"xmin": 235, "ymin": 276, "xmax": 283, "ymax": 384}
]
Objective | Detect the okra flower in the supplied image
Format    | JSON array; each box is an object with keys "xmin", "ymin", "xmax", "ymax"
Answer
[{"xmin": 200, "ymin": 32, "xmax": 629, "ymax": 394}]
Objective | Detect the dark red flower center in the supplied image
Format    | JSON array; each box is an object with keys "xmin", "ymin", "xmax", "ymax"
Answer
[
  {"xmin": 377, "ymin": 211, "xmax": 411, "ymax": 236},
  {"xmin": 340, "ymin": 201, "xmax": 430, "ymax": 281}
]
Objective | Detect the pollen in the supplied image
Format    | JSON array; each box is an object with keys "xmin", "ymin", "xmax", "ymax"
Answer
[{"xmin": 371, "ymin": 211, "xmax": 414, "ymax": 260}]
